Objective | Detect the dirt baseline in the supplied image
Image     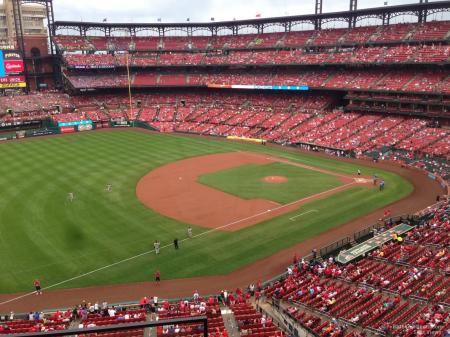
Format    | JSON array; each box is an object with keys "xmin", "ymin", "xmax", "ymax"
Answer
[{"xmin": 136, "ymin": 151, "xmax": 368, "ymax": 231}]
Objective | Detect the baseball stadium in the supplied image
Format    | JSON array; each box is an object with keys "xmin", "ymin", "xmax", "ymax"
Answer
[{"xmin": 0, "ymin": 0, "xmax": 449, "ymax": 336}]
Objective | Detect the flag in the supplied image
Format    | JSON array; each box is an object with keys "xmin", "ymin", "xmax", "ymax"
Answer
[
  {"xmin": 102, "ymin": 18, "xmax": 107, "ymax": 22},
  {"xmin": 255, "ymin": 13, "xmax": 261, "ymax": 18},
  {"xmin": 210, "ymin": 17, "xmax": 215, "ymax": 21},
  {"xmin": 186, "ymin": 18, "xmax": 190, "ymax": 22},
  {"xmin": 157, "ymin": 18, "xmax": 161, "ymax": 22}
]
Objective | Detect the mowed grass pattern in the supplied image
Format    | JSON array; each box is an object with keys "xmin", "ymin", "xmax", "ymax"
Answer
[
  {"xmin": 198, "ymin": 162, "xmax": 343, "ymax": 204},
  {"xmin": 0, "ymin": 130, "xmax": 413, "ymax": 293}
]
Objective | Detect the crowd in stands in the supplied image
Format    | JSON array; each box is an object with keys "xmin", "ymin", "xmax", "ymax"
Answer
[
  {"xmin": 346, "ymin": 92, "xmax": 449, "ymax": 119},
  {"xmin": 0, "ymin": 91, "xmax": 73, "ymax": 113},
  {"xmin": 65, "ymin": 68, "xmax": 450, "ymax": 95},
  {"xmin": 54, "ymin": 21, "xmax": 450, "ymax": 52},
  {"xmin": 377, "ymin": 148, "xmax": 450, "ymax": 182},
  {"xmin": 0, "ymin": 294, "xmax": 285, "ymax": 337},
  {"xmin": 0, "ymin": 311, "xmax": 70, "ymax": 334},
  {"xmin": 265, "ymin": 199, "xmax": 449, "ymax": 336},
  {"xmin": 62, "ymin": 43, "xmax": 450, "ymax": 69},
  {"xmin": 231, "ymin": 302, "xmax": 284, "ymax": 337}
]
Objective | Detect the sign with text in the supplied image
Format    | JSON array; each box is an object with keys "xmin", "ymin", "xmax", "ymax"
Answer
[
  {"xmin": 208, "ymin": 84, "xmax": 310, "ymax": 91},
  {"xmin": 0, "ymin": 75, "xmax": 26, "ymax": 88},
  {"xmin": 3, "ymin": 51, "xmax": 24, "ymax": 74},
  {"xmin": 58, "ymin": 120, "xmax": 92, "ymax": 127}
]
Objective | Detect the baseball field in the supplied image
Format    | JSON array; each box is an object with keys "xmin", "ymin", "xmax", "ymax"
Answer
[{"xmin": 0, "ymin": 129, "xmax": 413, "ymax": 294}]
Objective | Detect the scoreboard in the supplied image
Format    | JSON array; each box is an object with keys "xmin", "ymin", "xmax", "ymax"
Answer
[{"xmin": 0, "ymin": 50, "xmax": 26, "ymax": 88}]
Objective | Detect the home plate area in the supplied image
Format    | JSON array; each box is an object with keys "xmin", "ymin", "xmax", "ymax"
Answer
[{"xmin": 355, "ymin": 178, "xmax": 372, "ymax": 184}]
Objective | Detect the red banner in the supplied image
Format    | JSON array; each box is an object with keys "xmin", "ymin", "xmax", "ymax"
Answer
[
  {"xmin": 0, "ymin": 75, "xmax": 25, "ymax": 84},
  {"xmin": 4, "ymin": 60, "xmax": 24, "ymax": 74},
  {"xmin": 60, "ymin": 126, "xmax": 75, "ymax": 134}
]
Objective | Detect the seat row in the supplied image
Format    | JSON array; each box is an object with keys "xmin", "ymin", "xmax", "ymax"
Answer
[
  {"xmin": 62, "ymin": 44, "xmax": 450, "ymax": 68},
  {"xmin": 65, "ymin": 69, "xmax": 450, "ymax": 95}
]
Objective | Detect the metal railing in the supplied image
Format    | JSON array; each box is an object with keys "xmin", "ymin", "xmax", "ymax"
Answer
[{"xmin": 319, "ymin": 237, "xmax": 351, "ymax": 258}]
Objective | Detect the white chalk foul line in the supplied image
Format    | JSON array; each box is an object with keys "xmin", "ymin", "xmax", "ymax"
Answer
[
  {"xmin": 242, "ymin": 151, "xmax": 359, "ymax": 181},
  {"xmin": 0, "ymin": 179, "xmax": 356, "ymax": 307},
  {"xmin": 289, "ymin": 209, "xmax": 319, "ymax": 221}
]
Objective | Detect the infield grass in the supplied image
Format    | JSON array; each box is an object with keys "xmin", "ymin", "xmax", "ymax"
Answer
[
  {"xmin": 198, "ymin": 162, "xmax": 343, "ymax": 204},
  {"xmin": 0, "ymin": 130, "xmax": 413, "ymax": 293}
]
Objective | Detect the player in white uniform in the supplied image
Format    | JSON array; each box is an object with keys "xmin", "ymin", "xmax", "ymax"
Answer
[
  {"xmin": 154, "ymin": 240, "xmax": 160, "ymax": 254},
  {"xmin": 187, "ymin": 226, "xmax": 193, "ymax": 238},
  {"xmin": 68, "ymin": 192, "xmax": 75, "ymax": 202},
  {"xmin": 106, "ymin": 184, "xmax": 112, "ymax": 192}
]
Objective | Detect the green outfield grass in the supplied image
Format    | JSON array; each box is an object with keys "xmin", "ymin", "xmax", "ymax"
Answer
[
  {"xmin": 198, "ymin": 162, "xmax": 343, "ymax": 204},
  {"xmin": 0, "ymin": 130, "xmax": 413, "ymax": 293}
]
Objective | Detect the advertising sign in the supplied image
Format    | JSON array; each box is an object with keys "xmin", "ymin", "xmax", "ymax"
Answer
[
  {"xmin": 3, "ymin": 51, "xmax": 24, "ymax": 74},
  {"xmin": 0, "ymin": 50, "xmax": 25, "ymax": 87},
  {"xmin": 60, "ymin": 126, "xmax": 75, "ymax": 133},
  {"xmin": 0, "ymin": 119, "xmax": 41, "ymax": 129},
  {"xmin": 58, "ymin": 120, "xmax": 92, "ymax": 127},
  {"xmin": 207, "ymin": 84, "xmax": 310, "ymax": 91},
  {"xmin": 0, "ymin": 75, "xmax": 26, "ymax": 88},
  {"xmin": 78, "ymin": 123, "xmax": 93, "ymax": 132}
]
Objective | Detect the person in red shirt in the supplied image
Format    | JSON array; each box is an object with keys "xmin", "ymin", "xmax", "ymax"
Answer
[
  {"xmin": 154, "ymin": 270, "xmax": 160, "ymax": 283},
  {"xmin": 139, "ymin": 296, "xmax": 149, "ymax": 311},
  {"xmin": 163, "ymin": 300, "xmax": 170, "ymax": 311},
  {"xmin": 228, "ymin": 293, "xmax": 235, "ymax": 305},
  {"xmin": 34, "ymin": 279, "xmax": 42, "ymax": 295},
  {"xmin": 255, "ymin": 290, "xmax": 261, "ymax": 303},
  {"xmin": 293, "ymin": 253, "xmax": 298, "ymax": 265}
]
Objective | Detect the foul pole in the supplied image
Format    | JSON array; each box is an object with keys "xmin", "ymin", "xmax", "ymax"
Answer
[{"xmin": 126, "ymin": 53, "xmax": 133, "ymax": 119}]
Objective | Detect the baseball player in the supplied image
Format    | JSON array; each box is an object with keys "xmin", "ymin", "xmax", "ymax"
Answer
[{"xmin": 154, "ymin": 240, "xmax": 160, "ymax": 254}]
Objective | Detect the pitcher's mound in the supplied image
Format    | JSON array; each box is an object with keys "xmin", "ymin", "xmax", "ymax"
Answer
[{"xmin": 262, "ymin": 176, "xmax": 288, "ymax": 184}]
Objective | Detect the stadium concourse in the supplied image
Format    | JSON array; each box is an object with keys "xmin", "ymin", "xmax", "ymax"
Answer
[{"xmin": 1, "ymin": 6, "xmax": 450, "ymax": 337}]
